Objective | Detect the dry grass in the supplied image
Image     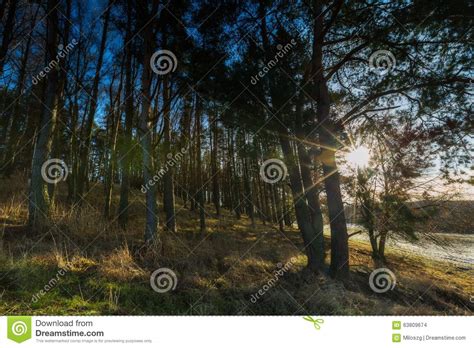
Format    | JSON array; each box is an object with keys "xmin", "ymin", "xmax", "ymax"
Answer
[
  {"xmin": 99, "ymin": 245, "xmax": 146, "ymax": 281},
  {"xmin": 0, "ymin": 179, "xmax": 472, "ymax": 315}
]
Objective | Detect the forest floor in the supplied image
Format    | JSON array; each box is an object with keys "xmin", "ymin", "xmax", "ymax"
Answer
[{"xmin": 0, "ymin": 176, "xmax": 472, "ymax": 315}]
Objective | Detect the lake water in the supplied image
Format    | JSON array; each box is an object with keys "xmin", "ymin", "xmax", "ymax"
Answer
[{"xmin": 345, "ymin": 224, "xmax": 474, "ymax": 267}]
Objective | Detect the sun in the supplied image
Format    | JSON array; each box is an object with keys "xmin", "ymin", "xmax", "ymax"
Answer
[{"xmin": 346, "ymin": 146, "xmax": 370, "ymax": 168}]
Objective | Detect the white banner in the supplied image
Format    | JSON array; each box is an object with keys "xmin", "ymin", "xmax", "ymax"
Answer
[{"xmin": 0, "ymin": 316, "xmax": 471, "ymax": 347}]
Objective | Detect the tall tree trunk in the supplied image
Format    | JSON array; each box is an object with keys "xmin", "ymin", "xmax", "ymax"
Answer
[
  {"xmin": 0, "ymin": 0, "xmax": 21, "ymax": 163},
  {"xmin": 0, "ymin": 0, "xmax": 7, "ymax": 26},
  {"xmin": 279, "ymin": 135, "xmax": 324, "ymax": 272},
  {"xmin": 137, "ymin": 0, "xmax": 159, "ymax": 243},
  {"xmin": 28, "ymin": 0, "xmax": 59, "ymax": 231},
  {"xmin": 0, "ymin": 0, "xmax": 17, "ymax": 76},
  {"xmin": 118, "ymin": 0, "xmax": 134, "ymax": 228},
  {"xmin": 104, "ymin": 70, "xmax": 122, "ymax": 218},
  {"xmin": 180, "ymin": 95, "xmax": 192, "ymax": 208},
  {"xmin": 2, "ymin": 30, "xmax": 33, "ymax": 173},
  {"xmin": 378, "ymin": 231, "xmax": 387, "ymax": 264},
  {"xmin": 67, "ymin": 92, "xmax": 79, "ymax": 202},
  {"xmin": 264, "ymin": 182, "xmax": 272, "ymax": 223},
  {"xmin": 104, "ymin": 116, "xmax": 120, "ymax": 218},
  {"xmin": 273, "ymin": 184, "xmax": 285, "ymax": 232},
  {"xmin": 162, "ymin": 75, "xmax": 176, "ymax": 232},
  {"xmin": 195, "ymin": 97, "xmax": 206, "ymax": 234},
  {"xmin": 242, "ymin": 156, "xmax": 255, "ymax": 228},
  {"xmin": 211, "ymin": 111, "xmax": 221, "ymax": 216},
  {"xmin": 296, "ymin": 96, "xmax": 325, "ymax": 268},
  {"xmin": 76, "ymin": 0, "xmax": 111, "ymax": 202},
  {"xmin": 297, "ymin": 144, "xmax": 325, "ymax": 266},
  {"xmin": 311, "ymin": 0, "xmax": 349, "ymax": 277},
  {"xmin": 47, "ymin": 0, "xmax": 71, "ymax": 202},
  {"xmin": 229, "ymin": 129, "xmax": 241, "ymax": 219},
  {"xmin": 258, "ymin": 1, "xmax": 324, "ymax": 272},
  {"xmin": 282, "ymin": 185, "xmax": 292, "ymax": 227},
  {"xmin": 357, "ymin": 171, "xmax": 379, "ymax": 261}
]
